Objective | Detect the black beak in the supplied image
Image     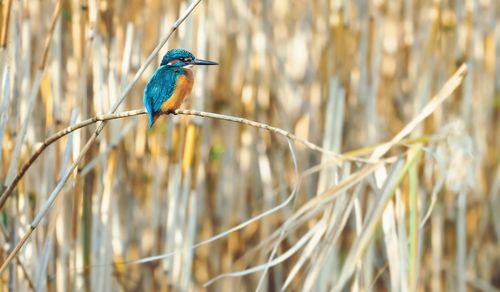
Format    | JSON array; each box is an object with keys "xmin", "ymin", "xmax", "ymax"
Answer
[{"xmin": 192, "ymin": 58, "xmax": 218, "ymax": 66}]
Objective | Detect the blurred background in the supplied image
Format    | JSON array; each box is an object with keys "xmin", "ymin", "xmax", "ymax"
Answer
[{"xmin": 0, "ymin": 0, "xmax": 499, "ymax": 291}]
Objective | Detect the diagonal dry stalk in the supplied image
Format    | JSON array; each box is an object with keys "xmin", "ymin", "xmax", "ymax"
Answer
[
  {"xmin": 39, "ymin": 0, "xmax": 62, "ymax": 70},
  {"xmin": 0, "ymin": 0, "xmax": 203, "ymax": 276},
  {"xmin": 0, "ymin": 0, "xmax": 201, "ymax": 211}
]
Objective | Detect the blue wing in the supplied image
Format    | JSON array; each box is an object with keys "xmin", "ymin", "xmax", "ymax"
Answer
[{"xmin": 143, "ymin": 66, "xmax": 179, "ymax": 127}]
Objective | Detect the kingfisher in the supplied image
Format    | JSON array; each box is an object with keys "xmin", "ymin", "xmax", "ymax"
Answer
[{"xmin": 143, "ymin": 48, "xmax": 218, "ymax": 127}]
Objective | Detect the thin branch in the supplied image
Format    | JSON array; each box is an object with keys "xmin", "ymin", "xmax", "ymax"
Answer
[
  {"xmin": 0, "ymin": 228, "xmax": 32, "ymax": 276},
  {"xmin": 0, "ymin": 227, "xmax": 35, "ymax": 291},
  {"xmin": 1, "ymin": 103, "xmax": 378, "ymax": 212},
  {"xmin": 39, "ymin": 0, "xmax": 62, "ymax": 70},
  {"xmin": 177, "ymin": 110, "xmax": 352, "ymax": 161}
]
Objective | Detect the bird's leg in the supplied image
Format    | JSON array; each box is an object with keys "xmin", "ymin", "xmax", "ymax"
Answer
[{"xmin": 165, "ymin": 109, "xmax": 178, "ymax": 115}]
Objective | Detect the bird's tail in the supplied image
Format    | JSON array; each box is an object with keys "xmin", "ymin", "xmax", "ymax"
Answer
[
  {"xmin": 148, "ymin": 114, "xmax": 159, "ymax": 128},
  {"xmin": 148, "ymin": 113, "xmax": 154, "ymax": 128}
]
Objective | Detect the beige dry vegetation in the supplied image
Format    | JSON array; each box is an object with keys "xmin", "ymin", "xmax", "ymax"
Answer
[{"xmin": 0, "ymin": 0, "xmax": 498, "ymax": 291}]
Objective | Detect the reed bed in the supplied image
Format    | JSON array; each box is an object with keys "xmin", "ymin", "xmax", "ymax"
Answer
[{"xmin": 0, "ymin": 0, "xmax": 498, "ymax": 291}]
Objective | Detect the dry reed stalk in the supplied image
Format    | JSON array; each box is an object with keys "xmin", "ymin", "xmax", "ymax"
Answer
[{"xmin": 0, "ymin": 0, "xmax": 12, "ymax": 48}]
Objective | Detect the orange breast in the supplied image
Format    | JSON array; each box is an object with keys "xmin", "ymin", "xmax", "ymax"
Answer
[{"xmin": 160, "ymin": 70, "xmax": 194, "ymax": 113}]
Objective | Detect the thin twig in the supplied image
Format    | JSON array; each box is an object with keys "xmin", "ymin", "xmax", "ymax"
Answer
[
  {"xmin": 0, "ymin": 229, "xmax": 32, "ymax": 277},
  {"xmin": 177, "ymin": 109, "xmax": 350, "ymax": 160},
  {"xmin": 0, "ymin": 105, "xmax": 370, "ymax": 212},
  {"xmin": 0, "ymin": 228, "xmax": 35, "ymax": 291},
  {"xmin": 39, "ymin": 0, "xmax": 62, "ymax": 70}
]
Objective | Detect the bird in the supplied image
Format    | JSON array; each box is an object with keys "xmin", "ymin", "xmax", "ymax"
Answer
[{"xmin": 143, "ymin": 48, "xmax": 218, "ymax": 127}]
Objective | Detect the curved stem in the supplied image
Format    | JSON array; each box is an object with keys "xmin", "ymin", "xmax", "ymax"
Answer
[{"xmin": 0, "ymin": 107, "xmax": 354, "ymax": 212}]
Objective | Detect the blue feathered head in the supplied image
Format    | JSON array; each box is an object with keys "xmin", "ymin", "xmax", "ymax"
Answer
[{"xmin": 160, "ymin": 49, "xmax": 218, "ymax": 67}]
